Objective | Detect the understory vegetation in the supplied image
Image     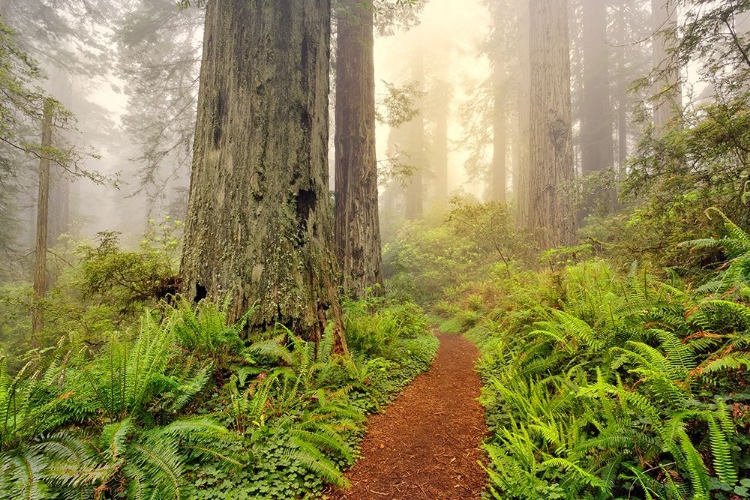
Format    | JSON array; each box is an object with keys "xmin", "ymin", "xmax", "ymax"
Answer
[
  {"xmin": 0, "ymin": 231, "xmax": 437, "ymax": 499},
  {"xmin": 386, "ymin": 197, "xmax": 750, "ymax": 499}
]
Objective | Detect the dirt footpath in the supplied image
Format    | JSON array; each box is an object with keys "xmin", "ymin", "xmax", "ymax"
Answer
[{"xmin": 328, "ymin": 333, "xmax": 488, "ymax": 500}]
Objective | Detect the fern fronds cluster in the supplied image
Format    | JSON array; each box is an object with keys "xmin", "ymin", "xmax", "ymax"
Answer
[
  {"xmin": 0, "ymin": 302, "xmax": 236, "ymax": 499},
  {"xmin": 467, "ymin": 257, "xmax": 750, "ymax": 500}
]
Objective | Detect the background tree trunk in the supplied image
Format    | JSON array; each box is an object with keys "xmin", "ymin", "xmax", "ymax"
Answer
[
  {"xmin": 615, "ymin": 0, "xmax": 628, "ymax": 174},
  {"xmin": 334, "ymin": 0, "xmax": 383, "ymax": 298},
  {"xmin": 432, "ymin": 80, "xmax": 450, "ymax": 203},
  {"xmin": 580, "ymin": 0, "xmax": 613, "ymax": 177},
  {"xmin": 492, "ymin": 76, "xmax": 507, "ymax": 202},
  {"xmin": 515, "ymin": 0, "xmax": 530, "ymax": 227},
  {"xmin": 32, "ymin": 99, "xmax": 53, "ymax": 341},
  {"xmin": 527, "ymin": 0, "xmax": 575, "ymax": 248},
  {"xmin": 181, "ymin": 0, "xmax": 342, "ymax": 344},
  {"xmin": 47, "ymin": 69, "xmax": 73, "ymax": 247},
  {"xmin": 651, "ymin": 0, "xmax": 681, "ymax": 137},
  {"xmin": 405, "ymin": 51, "xmax": 425, "ymax": 220}
]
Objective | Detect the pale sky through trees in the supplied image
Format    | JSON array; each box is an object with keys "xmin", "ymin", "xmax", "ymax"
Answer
[{"xmin": 375, "ymin": 0, "xmax": 490, "ymax": 199}]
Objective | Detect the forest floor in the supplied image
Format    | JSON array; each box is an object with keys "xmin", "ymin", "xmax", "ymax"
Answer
[{"xmin": 328, "ymin": 333, "xmax": 488, "ymax": 500}]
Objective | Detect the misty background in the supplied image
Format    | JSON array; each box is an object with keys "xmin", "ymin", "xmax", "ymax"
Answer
[{"xmin": 1, "ymin": 0, "xmax": 664, "ymax": 274}]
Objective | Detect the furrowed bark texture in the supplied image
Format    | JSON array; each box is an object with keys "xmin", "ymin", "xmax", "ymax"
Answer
[
  {"xmin": 528, "ymin": 0, "xmax": 575, "ymax": 248},
  {"xmin": 181, "ymin": 0, "xmax": 340, "ymax": 341},
  {"xmin": 334, "ymin": 0, "xmax": 383, "ymax": 298}
]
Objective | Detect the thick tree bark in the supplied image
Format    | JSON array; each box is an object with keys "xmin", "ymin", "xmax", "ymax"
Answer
[
  {"xmin": 581, "ymin": 0, "xmax": 613, "ymax": 177},
  {"xmin": 528, "ymin": 0, "xmax": 575, "ymax": 248},
  {"xmin": 334, "ymin": 0, "xmax": 383, "ymax": 298},
  {"xmin": 32, "ymin": 99, "xmax": 53, "ymax": 341},
  {"xmin": 651, "ymin": 0, "xmax": 681, "ymax": 137},
  {"xmin": 181, "ymin": 0, "xmax": 342, "ymax": 345}
]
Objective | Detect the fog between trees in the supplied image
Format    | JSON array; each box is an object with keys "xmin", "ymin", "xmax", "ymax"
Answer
[
  {"xmin": 0, "ymin": 0, "xmax": 716, "ymax": 328},
  {"xmin": 0, "ymin": 0, "xmax": 662, "ymax": 258}
]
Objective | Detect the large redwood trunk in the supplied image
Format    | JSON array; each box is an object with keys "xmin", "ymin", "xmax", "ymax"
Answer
[
  {"xmin": 334, "ymin": 0, "xmax": 383, "ymax": 298},
  {"xmin": 32, "ymin": 99, "xmax": 53, "ymax": 342},
  {"xmin": 527, "ymin": 0, "xmax": 576, "ymax": 248},
  {"xmin": 181, "ymin": 0, "xmax": 342, "ymax": 343}
]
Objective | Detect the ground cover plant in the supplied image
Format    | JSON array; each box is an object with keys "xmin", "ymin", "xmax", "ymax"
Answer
[
  {"xmin": 0, "ymin": 286, "xmax": 437, "ymax": 499},
  {"xmin": 442, "ymin": 231, "xmax": 750, "ymax": 499}
]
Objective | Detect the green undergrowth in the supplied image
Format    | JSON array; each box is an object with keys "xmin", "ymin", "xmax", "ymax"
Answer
[
  {"xmin": 440, "ymin": 215, "xmax": 750, "ymax": 499},
  {"xmin": 1, "ymin": 223, "xmax": 183, "ymax": 372},
  {"xmin": 0, "ymin": 295, "xmax": 437, "ymax": 499}
]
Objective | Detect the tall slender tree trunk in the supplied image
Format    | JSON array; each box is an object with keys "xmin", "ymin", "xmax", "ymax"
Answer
[
  {"xmin": 579, "ymin": 0, "xmax": 615, "ymax": 218},
  {"xmin": 32, "ymin": 99, "xmax": 53, "ymax": 342},
  {"xmin": 334, "ymin": 0, "xmax": 383, "ymax": 298},
  {"xmin": 511, "ymin": 124, "xmax": 520, "ymax": 198},
  {"xmin": 432, "ymin": 80, "xmax": 450, "ymax": 203},
  {"xmin": 47, "ymin": 68, "xmax": 73, "ymax": 246},
  {"xmin": 492, "ymin": 77, "xmax": 507, "ymax": 202},
  {"xmin": 651, "ymin": 0, "xmax": 681, "ymax": 137},
  {"xmin": 528, "ymin": 0, "xmax": 575, "ymax": 248},
  {"xmin": 581, "ymin": 0, "xmax": 613, "ymax": 177},
  {"xmin": 616, "ymin": 1, "xmax": 628, "ymax": 174},
  {"xmin": 490, "ymin": 0, "xmax": 508, "ymax": 202},
  {"xmin": 515, "ymin": 0, "xmax": 531, "ymax": 227},
  {"xmin": 48, "ymin": 172, "xmax": 69, "ymax": 246},
  {"xmin": 405, "ymin": 52, "xmax": 425, "ymax": 220},
  {"xmin": 181, "ymin": 0, "xmax": 343, "ymax": 346}
]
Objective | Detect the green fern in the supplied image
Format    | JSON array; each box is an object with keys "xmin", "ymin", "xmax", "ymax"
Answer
[
  {"xmin": 286, "ymin": 435, "xmax": 349, "ymax": 488},
  {"xmin": 703, "ymin": 409, "xmax": 737, "ymax": 486},
  {"xmin": 0, "ymin": 444, "xmax": 51, "ymax": 500},
  {"xmin": 677, "ymin": 427, "xmax": 710, "ymax": 499}
]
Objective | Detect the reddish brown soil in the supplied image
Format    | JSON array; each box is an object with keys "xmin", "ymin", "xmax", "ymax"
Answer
[{"xmin": 327, "ymin": 333, "xmax": 488, "ymax": 500}]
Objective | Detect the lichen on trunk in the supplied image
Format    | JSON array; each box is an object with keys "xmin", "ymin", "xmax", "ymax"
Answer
[{"xmin": 181, "ymin": 0, "xmax": 343, "ymax": 345}]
